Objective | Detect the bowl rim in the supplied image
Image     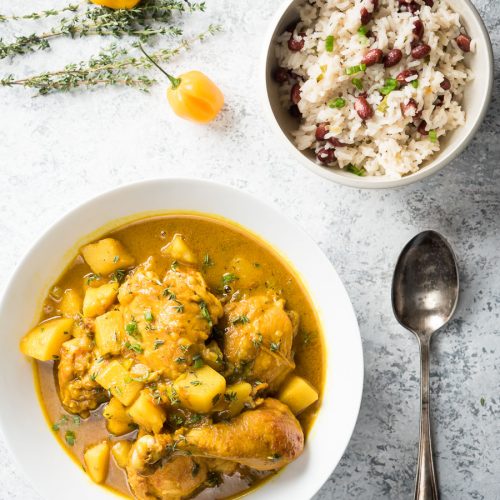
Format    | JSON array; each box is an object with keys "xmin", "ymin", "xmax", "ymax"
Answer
[
  {"xmin": 0, "ymin": 178, "xmax": 364, "ymax": 500},
  {"xmin": 260, "ymin": 0, "xmax": 494, "ymax": 189}
]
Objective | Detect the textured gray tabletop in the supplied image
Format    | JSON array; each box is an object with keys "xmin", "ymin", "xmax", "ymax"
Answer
[{"xmin": 0, "ymin": 0, "xmax": 498, "ymax": 499}]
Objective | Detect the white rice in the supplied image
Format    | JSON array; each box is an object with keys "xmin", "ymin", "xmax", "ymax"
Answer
[{"xmin": 274, "ymin": 0, "xmax": 474, "ymax": 178}]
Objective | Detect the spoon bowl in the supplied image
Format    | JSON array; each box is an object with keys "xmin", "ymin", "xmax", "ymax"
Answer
[{"xmin": 392, "ymin": 231, "xmax": 459, "ymax": 338}]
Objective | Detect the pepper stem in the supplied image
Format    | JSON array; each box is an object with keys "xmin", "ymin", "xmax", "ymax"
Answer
[{"xmin": 139, "ymin": 43, "xmax": 181, "ymax": 89}]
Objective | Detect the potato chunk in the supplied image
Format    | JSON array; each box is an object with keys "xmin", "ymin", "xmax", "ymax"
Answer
[
  {"xmin": 82, "ymin": 238, "xmax": 135, "ymax": 275},
  {"xmin": 174, "ymin": 365, "xmax": 226, "ymax": 414},
  {"xmin": 59, "ymin": 289, "xmax": 83, "ymax": 316},
  {"xmin": 84, "ymin": 441, "xmax": 110, "ymax": 484},
  {"xmin": 103, "ymin": 397, "xmax": 133, "ymax": 436},
  {"xmin": 95, "ymin": 360, "xmax": 143, "ymax": 406},
  {"xmin": 161, "ymin": 234, "xmax": 197, "ymax": 264},
  {"xmin": 20, "ymin": 318, "xmax": 73, "ymax": 361},
  {"xmin": 278, "ymin": 375, "xmax": 319, "ymax": 415},
  {"xmin": 127, "ymin": 390, "xmax": 166, "ymax": 434},
  {"xmin": 94, "ymin": 310, "xmax": 123, "ymax": 356},
  {"xmin": 82, "ymin": 282, "xmax": 118, "ymax": 317},
  {"xmin": 111, "ymin": 441, "xmax": 132, "ymax": 469},
  {"xmin": 225, "ymin": 382, "xmax": 252, "ymax": 417}
]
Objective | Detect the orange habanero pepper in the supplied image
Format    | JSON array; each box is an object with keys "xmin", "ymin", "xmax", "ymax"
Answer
[
  {"xmin": 90, "ymin": 0, "xmax": 141, "ymax": 8},
  {"xmin": 140, "ymin": 46, "xmax": 224, "ymax": 124}
]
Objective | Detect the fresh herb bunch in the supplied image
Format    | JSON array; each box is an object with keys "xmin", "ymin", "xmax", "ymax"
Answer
[
  {"xmin": 0, "ymin": 0, "xmax": 206, "ymax": 60},
  {"xmin": 0, "ymin": 4, "xmax": 81, "ymax": 23},
  {"xmin": 0, "ymin": 24, "xmax": 221, "ymax": 95}
]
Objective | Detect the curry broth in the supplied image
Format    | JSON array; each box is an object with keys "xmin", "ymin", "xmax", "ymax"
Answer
[{"xmin": 35, "ymin": 214, "xmax": 325, "ymax": 499}]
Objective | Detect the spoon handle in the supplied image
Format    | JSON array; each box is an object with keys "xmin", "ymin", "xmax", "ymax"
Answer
[{"xmin": 415, "ymin": 340, "xmax": 439, "ymax": 500}]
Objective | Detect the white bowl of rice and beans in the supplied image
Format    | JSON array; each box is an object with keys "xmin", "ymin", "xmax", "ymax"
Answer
[{"xmin": 262, "ymin": 0, "xmax": 493, "ymax": 188}]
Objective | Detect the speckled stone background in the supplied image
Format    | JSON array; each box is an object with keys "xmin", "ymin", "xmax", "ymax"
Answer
[{"xmin": 0, "ymin": 0, "xmax": 498, "ymax": 498}]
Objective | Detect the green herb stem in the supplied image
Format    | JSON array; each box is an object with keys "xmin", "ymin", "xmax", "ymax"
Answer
[{"xmin": 138, "ymin": 43, "xmax": 181, "ymax": 88}]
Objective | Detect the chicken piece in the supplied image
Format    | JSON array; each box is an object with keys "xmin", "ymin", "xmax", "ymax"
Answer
[
  {"xmin": 222, "ymin": 294, "xmax": 298, "ymax": 390},
  {"xmin": 176, "ymin": 398, "xmax": 304, "ymax": 471},
  {"xmin": 118, "ymin": 258, "xmax": 223, "ymax": 379},
  {"xmin": 127, "ymin": 435, "xmax": 207, "ymax": 500},
  {"xmin": 58, "ymin": 336, "xmax": 107, "ymax": 417}
]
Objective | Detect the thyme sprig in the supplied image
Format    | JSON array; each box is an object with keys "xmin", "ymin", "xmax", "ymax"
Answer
[
  {"xmin": 0, "ymin": 0, "xmax": 206, "ymax": 60},
  {"xmin": 0, "ymin": 25, "xmax": 221, "ymax": 95},
  {"xmin": 0, "ymin": 4, "xmax": 81, "ymax": 23}
]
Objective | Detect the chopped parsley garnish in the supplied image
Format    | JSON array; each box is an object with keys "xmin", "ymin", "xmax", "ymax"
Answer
[
  {"xmin": 72, "ymin": 415, "xmax": 81, "ymax": 426},
  {"xmin": 110, "ymin": 269, "xmax": 126, "ymax": 283},
  {"xmin": 192, "ymin": 354, "xmax": 204, "ymax": 369},
  {"xmin": 86, "ymin": 273, "xmax": 101, "ymax": 285},
  {"xmin": 163, "ymin": 288, "xmax": 176, "ymax": 300},
  {"xmin": 175, "ymin": 357, "xmax": 186, "ymax": 364},
  {"xmin": 211, "ymin": 393, "xmax": 221, "ymax": 406},
  {"xmin": 345, "ymin": 63, "xmax": 366, "ymax": 75},
  {"xmin": 144, "ymin": 310, "xmax": 154, "ymax": 322},
  {"xmin": 202, "ymin": 254, "xmax": 214, "ymax": 268},
  {"xmin": 232, "ymin": 315, "xmax": 250, "ymax": 325},
  {"xmin": 174, "ymin": 304, "xmax": 184, "ymax": 313},
  {"xmin": 270, "ymin": 341, "xmax": 281, "ymax": 352},
  {"xmin": 346, "ymin": 164, "xmax": 366, "ymax": 176},
  {"xmin": 190, "ymin": 380, "xmax": 202, "ymax": 386},
  {"xmin": 224, "ymin": 392, "xmax": 238, "ymax": 402},
  {"xmin": 188, "ymin": 413, "xmax": 202, "ymax": 425},
  {"xmin": 411, "ymin": 79, "xmax": 419, "ymax": 89},
  {"xmin": 168, "ymin": 387, "xmax": 180, "ymax": 405},
  {"xmin": 65, "ymin": 430, "xmax": 76, "ymax": 446},
  {"xmin": 126, "ymin": 321, "xmax": 138, "ymax": 335},
  {"xmin": 169, "ymin": 414, "xmax": 184, "ymax": 427},
  {"xmin": 429, "ymin": 130, "xmax": 438, "ymax": 143},
  {"xmin": 51, "ymin": 415, "xmax": 68, "ymax": 431},
  {"xmin": 379, "ymin": 78, "xmax": 398, "ymax": 96},
  {"xmin": 252, "ymin": 333, "xmax": 263, "ymax": 348},
  {"xmin": 153, "ymin": 339, "xmax": 165, "ymax": 350},
  {"xmin": 352, "ymin": 77, "xmax": 363, "ymax": 90},
  {"xmin": 125, "ymin": 341, "xmax": 143, "ymax": 354},
  {"xmin": 328, "ymin": 97, "xmax": 345, "ymax": 108},
  {"xmin": 199, "ymin": 301, "xmax": 212, "ymax": 326},
  {"xmin": 325, "ymin": 35, "xmax": 334, "ymax": 52},
  {"xmin": 113, "ymin": 255, "xmax": 119, "ymax": 263},
  {"xmin": 222, "ymin": 273, "xmax": 239, "ymax": 286}
]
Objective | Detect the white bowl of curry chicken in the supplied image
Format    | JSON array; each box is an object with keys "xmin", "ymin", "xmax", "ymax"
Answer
[{"xmin": 0, "ymin": 179, "xmax": 363, "ymax": 500}]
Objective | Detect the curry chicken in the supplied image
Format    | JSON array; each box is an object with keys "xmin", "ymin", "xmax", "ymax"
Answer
[{"xmin": 20, "ymin": 214, "xmax": 324, "ymax": 499}]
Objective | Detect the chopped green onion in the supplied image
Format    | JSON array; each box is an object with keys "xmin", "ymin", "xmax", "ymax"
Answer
[
  {"xmin": 379, "ymin": 78, "xmax": 398, "ymax": 96},
  {"xmin": 346, "ymin": 164, "xmax": 366, "ymax": 176},
  {"xmin": 377, "ymin": 96, "xmax": 389, "ymax": 113},
  {"xmin": 345, "ymin": 63, "xmax": 366, "ymax": 75},
  {"xmin": 328, "ymin": 97, "xmax": 346, "ymax": 108},
  {"xmin": 411, "ymin": 79, "xmax": 419, "ymax": 89},
  {"xmin": 325, "ymin": 35, "xmax": 335, "ymax": 52},
  {"xmin": 429, "ymin": 130, "xmax": 438, "ymax": 143},
  {"xmin": 144, "ymin": 310, "xmax": 153, "ymax": 322},
  {"xmin": 357, "ymin": 26, "xmax": 368, "ymax": 36},
  {"xmin": 352, "ymin": 78, "xmax": 363, "ymax": 90}
]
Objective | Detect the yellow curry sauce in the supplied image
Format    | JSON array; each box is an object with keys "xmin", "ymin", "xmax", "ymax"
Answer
[{"xmin": 27, "ymin": 214, "xmax": 325, "ymax": 499}]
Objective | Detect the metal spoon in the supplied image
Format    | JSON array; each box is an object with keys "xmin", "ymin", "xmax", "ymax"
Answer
[{"xmin": 392, "ymin": 231, "xmax": 459, "ymax": 500}]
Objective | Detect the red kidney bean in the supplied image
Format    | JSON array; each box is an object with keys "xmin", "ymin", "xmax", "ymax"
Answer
[
  {"xmin": 273, "ymin": 67, "xmax": 289, "ymax": 84},
  {"xmin": 440, "ymin": 77, "xmax": 451, "ymax": 90},
  {"xmin": 288, "ymin": 32, "xmax": 305, "ymax": 52},
  {"xmin": 290, "ymin": 83, "xmax": 301, "ymax": 104},
  {"xmin": 328, "ymin": 137, "xmax": 347, "ymax": 147},
  {"xmin": 384, "ymin": 49, "xmax": 403, "ymax": 67},
  {"xmin": 289, "ymin": 105, "xmax": 301, "ymax": 118},
  {"xmin": 362, "ymin": 48, "xmax": 383, "ymax": 66},
  {"xmin": 360, "ymin": 7, "xmax": 372, "ymax": 25},
  {"xmin": 456, "ymin": 34, "xmax": 471, "ymax": 52},
  {"xmin": 317, "ymin": 147, "xmax": 336, "ymax": 164},
  {"xmin": 417, "ymin": 120, "xmax": 428, "ymax": 135},
  {"xmin": 434, "ymin": 95, "xmax": 444, "ymax": 107},
  {"xmin": 315, "ymin": 123, "xmax": 329, "ymax": 141},
  {"xmin": 354, "ymin": 96, "xmax": 373, "ymax": 120},
  {"xmin": 424, "ymin": 0, "xmax": 434, "ymax": 6},
  {"xmin": 396, "ymin": 69, "xmax": 418, "ymax": 85},
  {"xmin": 400, "ymin": 98, "xmax": 418, "ymax": 117},
  {"xmin": 411, "ymin": 43, "xmax": 431, "ymax": 59},
  {"xmin": 408, "ymin": 2, "xmax": 420, "ymax": 13},
  {"xmin": 413, "ymin": 20, "xmax": 424, "ymax": 39}
]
